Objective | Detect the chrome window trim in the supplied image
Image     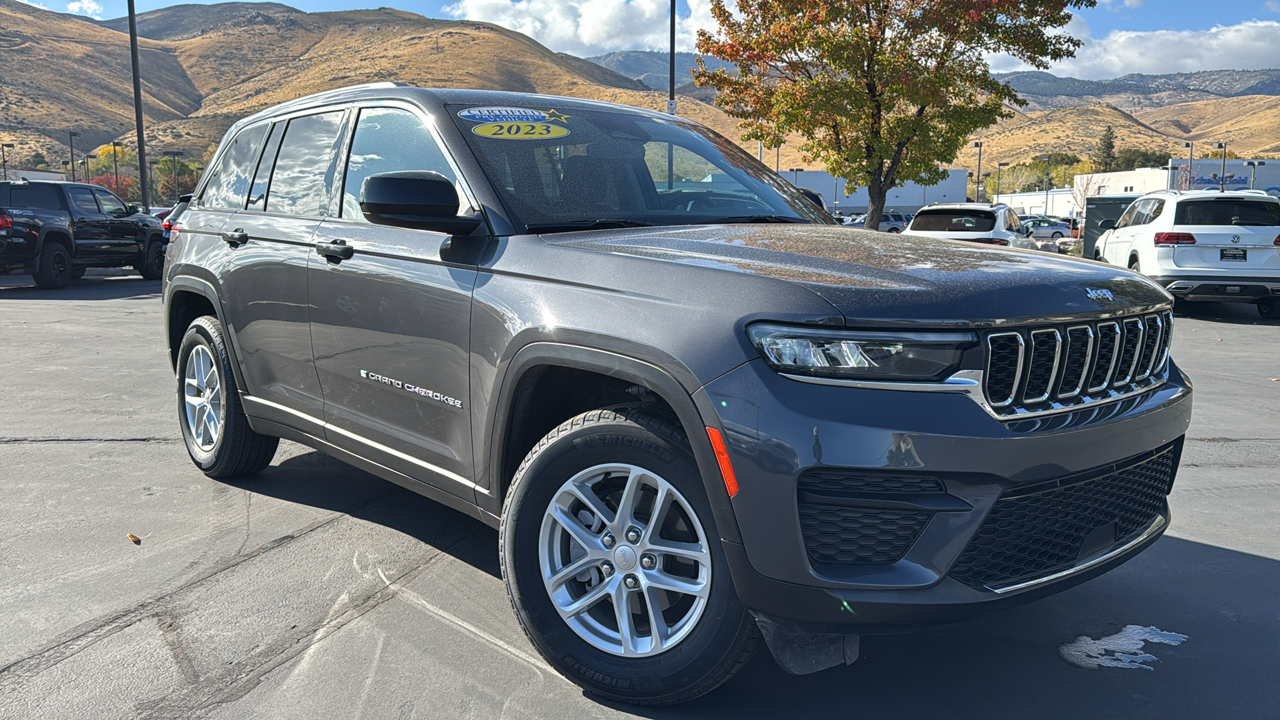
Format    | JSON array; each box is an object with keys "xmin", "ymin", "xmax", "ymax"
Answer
[
  {"xmin": 988, "ymin": 515, "xmax": 1166, "ymax": 594},
  {"xmin": 1023, "ymin": 329, "xmax": 1062, "ymax": 405},
  {"xmin": 1087, "ymin": 321, "xmax": 1122, "ymax": 393},
  {"xmin": 1057, "ymin": 325, "xmax": 1094, "ymax": 400},
  {"xmin": 1113, "ymin": 317, "xmax": 1145, "ymax": 387},
  {"xmin": 985, "ymin": 332, "xmax": 1025, "ymax": 408}
]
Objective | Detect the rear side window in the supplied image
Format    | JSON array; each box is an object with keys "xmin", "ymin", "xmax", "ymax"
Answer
[
  {"xmin": 1174, "ymin": 199, "xmax": 1280, "ymax": 226},
  {"xmin": 4, "ymin": 184, "xmax": 62, "ymax": 210},
  {"xmin": 340, "ymin": 107, "xmax": 457, "ymax": 221},
  {"xmin": 66, "ymin": 187, "xmax": 100, "ymax": 215},
  {"xmin": 266, "ymin": 111, "xmax": 346, "ymax": 216},
  {"xmin": 911, "ymin": 209, "xmax": 996, "ymax": 232},
  {"xmin": 201, "ymin": 123, "xmax": 269, "ymax": 210}
]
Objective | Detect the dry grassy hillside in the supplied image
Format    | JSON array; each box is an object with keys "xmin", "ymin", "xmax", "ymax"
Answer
[
  {"xmin": 956, "ymin": 103, "xmax": 1184, "ymax": 168},
  {"xmin": 1135, "ymin": 95, "xmax": 1280, "ymax": 155}
]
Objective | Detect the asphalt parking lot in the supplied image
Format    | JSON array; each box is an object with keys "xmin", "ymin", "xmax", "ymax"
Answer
[{"xmin": 1, "ymin": 270, "xmax": 1276, "ymax": 719}]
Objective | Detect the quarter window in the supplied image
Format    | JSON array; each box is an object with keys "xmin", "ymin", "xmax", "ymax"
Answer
[
  {"xmin": 201, "ymin": 123, "xmax": 269, "ymax": 210},
  {"xmin": 265, "ymin": 111, "xmax": 346, "ymax": 217},
  {"xmin": 247, "ymin": 122, "xmax": 284, "ymax": 212},
  {"xmin": 340, "ymin": 107, "xmax": 458, "ymax": 221},
  {"xmin": 5, "ymin": 184, "xmax": 61, "ymax": 210}
]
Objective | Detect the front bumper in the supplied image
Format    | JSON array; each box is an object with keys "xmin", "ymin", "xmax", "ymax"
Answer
[
  {"xmin": 699, "ymin": 358, "xmax": 1192, "ymax": 633},
  {"xmin": 1150, "ymin": 274, "xmax": 1280, "ymax": 302}
]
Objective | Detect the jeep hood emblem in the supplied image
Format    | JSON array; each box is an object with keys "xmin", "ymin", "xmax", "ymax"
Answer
[{"xmin": 1086, "ymin": 287, "xmax": 1115, "ymax": 302}]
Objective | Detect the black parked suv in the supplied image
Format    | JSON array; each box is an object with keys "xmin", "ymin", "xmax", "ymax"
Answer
[
  {"xmin": 163, "ymin": 84, "xmax": 1193, "ymax": 705},
  {"xmin": 0, "ymin": 180, "xmax": 165, "ymax": 288}
]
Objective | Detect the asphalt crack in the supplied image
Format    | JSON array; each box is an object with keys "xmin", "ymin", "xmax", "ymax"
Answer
[{"xmin": 0, "ymin": 436, "xmax": 180, "ymax": 444}]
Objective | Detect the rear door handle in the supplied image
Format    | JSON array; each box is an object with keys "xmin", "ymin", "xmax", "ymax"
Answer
[
  {"xmin": 314, "ymin": 239, "xmax": 354, "ymax": 261},
  {"xmin": 221, "ymin": 229, "xmax": 249, "ymax": 247}
]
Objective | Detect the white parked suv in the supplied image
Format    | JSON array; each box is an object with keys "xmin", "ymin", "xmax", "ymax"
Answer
[
  {"xmin": 1096, "ymin": 190, "xmax": 1280, "ymax": 318},
  {"xmin": 903, "ymin": 203, "xmax": 1038, "ymax": 250}
]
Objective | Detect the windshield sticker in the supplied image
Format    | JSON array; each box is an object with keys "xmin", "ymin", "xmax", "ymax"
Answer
[
  {"xmin": 458, "ymin": 107, "xmax": 550, "ymax": 123},
  {"xmin": 472, "ymin": 122, "xmax": 570, "ymax": 140}
]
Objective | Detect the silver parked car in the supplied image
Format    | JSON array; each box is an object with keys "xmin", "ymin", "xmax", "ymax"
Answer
[{"xmin": 843, "ymin": 210, "xmax": 910, "ymax": 232}]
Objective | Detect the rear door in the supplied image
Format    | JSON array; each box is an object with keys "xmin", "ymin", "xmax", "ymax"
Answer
[
  {"xmin": 309, "ymin": 103, "xmax": 482, "ymax": 498},
  {"xmin": 63, "ymin": 186, "xmax": 111, "ymax": 260},
  {"xmin": 221, "ymin": 109, "xmax": 349, "ymax": 430},
  {"xmin": 1169, "ymin": 197, "xmax": 1280, "ymax": 275}
]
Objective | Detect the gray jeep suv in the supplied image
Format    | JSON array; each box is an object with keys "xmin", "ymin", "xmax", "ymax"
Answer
[{"xmin": 163, "ymin": 83, "xmax": 1193, "ymax": 705}]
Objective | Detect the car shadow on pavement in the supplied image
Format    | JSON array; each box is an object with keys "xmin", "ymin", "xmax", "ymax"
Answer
[
  {"xmin": 0, "ymin": 274, "xmax": 161, "ymax": 301},
  {"xmin": 1174, "ymin": 300, "xmax": 1278, "ymax": 326}
]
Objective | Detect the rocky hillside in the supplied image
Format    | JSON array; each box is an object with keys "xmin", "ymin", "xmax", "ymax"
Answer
[{"xmin": 994, "ymin": 69, "xmax": 1280, "ymax": 112}]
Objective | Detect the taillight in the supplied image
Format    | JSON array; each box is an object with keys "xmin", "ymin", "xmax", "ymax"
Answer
[
  {"xmin": 976, "ymin": 238, "xmax": 1008, "ymax": 245},
  {"xmin": 1274, "ymin": 235, "xmax": 1280, "ymax": 246},
  {"xmin": 1154, "ymin": 232, "xmax": 1196, "ymax": 246},
  {"xmin": 162, "ymin": 218, "xmax": 172, "ymax": 230},
  {"xmin": 0, "ymin": 214, "xmax": 10, "ymax": 232}
]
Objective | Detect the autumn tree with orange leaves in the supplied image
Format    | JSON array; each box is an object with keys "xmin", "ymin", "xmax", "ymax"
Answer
[{"xmin": 694, "ymin": 0, "xmax": 1094, "ymax": 229}]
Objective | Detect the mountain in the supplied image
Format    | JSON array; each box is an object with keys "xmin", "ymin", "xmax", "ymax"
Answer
[
  {"xmin": 956, "ymin": 103, "xmax": 1184, "ymax": 169},
  {"xmin": 994, "ymin": 69, "xmax": 1280, "ymax": 112},
  {"xmin": 1135, "ymin": 95, "xmax": 1280, "ymax": 156},
  {"xmin": 0, "ymin": 1, "xmax": 816, "ymax": 177},
  {"xmin": 588, "ymin": 51, "xmax": 735, "ymax": 91}
]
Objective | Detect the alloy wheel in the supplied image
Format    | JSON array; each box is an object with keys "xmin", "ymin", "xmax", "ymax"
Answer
[{"xmin": 183, "ymin": 345, "xmax": 222, "ymax": 451}]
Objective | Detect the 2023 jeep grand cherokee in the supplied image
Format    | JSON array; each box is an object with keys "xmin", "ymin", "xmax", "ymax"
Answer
[{"xmin": 162, "ymin": 84, "xmax": 1193, "ymax": 705}]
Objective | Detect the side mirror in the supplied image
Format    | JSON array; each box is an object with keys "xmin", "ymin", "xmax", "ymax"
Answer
[
  {"xmin": 360, "ymin": 171, "xmax": 484, "ymax": 235},
  {"xmin": 1099, "ymin": 218, "xmax": 1116, "ymax": 231},
  {"xmin": 797, "ymin": 188, "xmax": 827, "ymax": 212},
  {"xmin": 128, "ymin": 204, "xmax": 142, "ymax": 215}
]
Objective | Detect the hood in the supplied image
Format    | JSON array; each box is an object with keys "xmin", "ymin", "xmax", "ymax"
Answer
[{"xmin": 551, "ymin": 224, "xmax": 1171, "ymax": 327}]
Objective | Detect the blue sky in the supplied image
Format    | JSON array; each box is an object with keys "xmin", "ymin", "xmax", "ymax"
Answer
[{"xmin": 35, "ymin": 0, "xmax": 1280, "ymax": 78}]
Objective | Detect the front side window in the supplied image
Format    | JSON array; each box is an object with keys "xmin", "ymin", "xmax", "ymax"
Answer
[
  {"xmin": 93, "ymin": 189, "xmax": 127, "ymax": 215},
  {"xmin": 201, "ymin": 123, "xmax": 269, "ymax": 210},
  {"xmin": 911, "ymin": 209, "xmax": 997, "ymax": 232},
  {"xmin": 1005, "ymin": 211, "xmax": 1022, "ymax": 232},
  {"xmin": 341, "ymin": 107, "xmax": 458, "ymax": 221},
  {"xmin": 66, "ymin": 187, "xmax": 100, "ymax": 215},
  {"xmin": 448, "ymin": 104, "xmax": 830, "ymax": 232},
  {"xmin": 1174, "ymin": 199, "xmax": 1280, "ymax": 226},
  {"xmin": 1115, "ymin": 200, "xmax": 1144, "ymax": 229},
  {"xmin": 266, "ymin": 111, "xmax": 346, "ymax": 217}
]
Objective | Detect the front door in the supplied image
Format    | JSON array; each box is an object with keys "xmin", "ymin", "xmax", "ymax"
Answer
[
  {"xmin": 308, "ymin": 105, "xmax": 481, "ymax": 499},
  {"xmin": 91, "ymin": 188, "xmax": 141, "ymax": 261}
]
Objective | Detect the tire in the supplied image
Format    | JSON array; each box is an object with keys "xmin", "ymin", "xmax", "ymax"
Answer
[
  {"xmin": 1051, "ymin": 232, "xmax": 1063, "ymax": 239},
  {"xmin": 32, "ymin": 241, "xmax": 72, "ymax": 289},
  {"xmin": 136, "ymin": 239, "xmax": 164, "ymax": 280},
  {"xmin": 1259, "ymin": 298, "xmax": 1279, "ymax": 319},
  {"xmin": 1129, "ymin": 257, "xmax": 1141, "ymax": 273},
  {"xmin": 501, "ymin": 405, "xmax": 759, "ymax": 706},
  {"xmin": 176, "ymin": 316, "xmax": 278, "ymax": 478},
  {"xmin": 70, "ymin": 267, "xmax": 86, "ymax": 280},
  {"xmin": 887, "ymin": 227, "xmax": 901, "ymax": 233}
]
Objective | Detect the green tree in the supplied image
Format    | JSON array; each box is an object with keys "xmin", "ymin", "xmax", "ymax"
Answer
[
  {"xmin": 1092, "ymin": 125, "xmax": 1117, "ymax": 172},
  {"xmin": 1199, "ymin": 148, "xmax": 1240, "ymax": 160},
  {"xmin": 693, "ymin": 0, "xmax": 1094, "ymax": 229},
  {"xmin": 88, "ymin": 145, "xmax": 138, "ymax": 179},
  {"xmin": 1113, "ymin": 147, "xmax": 1169, "ymax": 172},
  {"xmin": 23, "ymin": 151, "xmax": 48, "ymax": 169}
]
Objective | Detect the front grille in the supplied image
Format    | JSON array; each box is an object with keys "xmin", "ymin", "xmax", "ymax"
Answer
[
  {"xmin": 984, "ymin": 310, "xmax": 1172, "ymax": 417},
  {"xmin": 948, "ymin": 444, "xmax": 1178, "ymax": 590},
  {"xmin": 800, "ymin": 506, "xmax": 931, "ymax": 565}
]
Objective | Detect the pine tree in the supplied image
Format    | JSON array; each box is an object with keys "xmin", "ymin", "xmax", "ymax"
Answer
[{"xmin": 1093, "ymin": 126, "xmax": 1117, "ymax": 173}]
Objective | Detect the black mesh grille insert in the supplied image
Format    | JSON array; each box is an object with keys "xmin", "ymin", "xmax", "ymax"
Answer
[
  {"xmin": 1056, "ymin": 326, "xmax": 1092, "ymax": 397},
  {"xmin": 1088, "ymin": 323, "xmax": 1120, "ymax": 392},
  {"xmin": 1135, "ymin": 314, "xmax": 1161, "ymax": 379},
  {"xmin": 798, "ymin": 472, "xmax": 944, "ymax": 494},
  {"xmin": 948, "ymin": 445, "xmax": 1178, "ymax": 590},
  {"xmin": 800, "ymin": 506, "xmax": 931, "ymax": 565},
  {"xmin": 1113, "ymin": 318, "xmax": 1144, "ymax": 385},
  {"xmin": 1022, "ymin": 330, "xmax": 1060, "ymax": 402},
  {"xmin": 986, "ymin": 334, "xmax": 1022, "ymax": 405}
]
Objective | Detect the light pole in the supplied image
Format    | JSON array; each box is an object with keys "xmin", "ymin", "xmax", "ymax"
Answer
[
  {"xmin": 162, "ymin": 150, "xmax": 184, "ymax": 203},
  {"xmin": 1038, "ymin": 154, "xmax": 1053, "ymax": 215},
  {"xmin": 79, "ymin": 153, "xmax": 90, "ymax": 182},
  {"xmin": 0, "ymin": 143, "xmax": 12, "ymax": 181},
  {"xmin": 775, "ymin": 145, "xmax": 780, "ymax": 173},
  {"xmin": 1245, "ymin": 161, "xmax": 1266, "ymax": 189},
  {"xmin": 995, "ymin": 162, "xmax": 1009, "ymax": 200},
  {"xmin": 972, "ymin": 142, "xmax": 983, "ymax": 201},
  {"xmin": 148, "ymin": 161, "xmax": 158, "ymax": 206},
  {"xmin": 1214, "ymin": 142, "xmax": 1227, "ymax": 191},
  {"xmin": 68, "ymin": 131, "xmax": 80, "ymax": 182},
  {"xmin": 1183, "ymin": 141, "xmax": 1193, "ymax": 187},
  {"xmin": 60, "ymin": 160, "xmax": 70, "ymax": 179},
  {"xmin": 789, "ymin": 167, "xmax": 803, "ymax": 185},
  {"xmin": 111, "ymin": 141, "xmax": 123, "ymax": 194},
  {"xmin": 126, "ymin": 0, "xmax": 150, "ymax": 211}
]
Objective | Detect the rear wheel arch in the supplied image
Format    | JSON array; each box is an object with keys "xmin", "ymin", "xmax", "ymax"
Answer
[
  {"xmin": 165, "ymin": 276, "xmax": 250, "ymax": 393},
  {"xmin": 483, "ymin": 343, "xmax": 742, "ymax": 545},
  {"xmin": 39, "ymin": 229, "xmax": 73, "ymax": 257}
]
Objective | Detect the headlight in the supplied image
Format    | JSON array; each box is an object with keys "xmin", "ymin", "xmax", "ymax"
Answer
[{"xmin": 747, "ymin": 323, "xmax": 976, "ymax": 381}]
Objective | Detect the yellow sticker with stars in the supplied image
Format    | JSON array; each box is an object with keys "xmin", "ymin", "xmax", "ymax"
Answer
[{"xmin": 472, "ymin": 122, "xmax": 570, "ymax": 140}]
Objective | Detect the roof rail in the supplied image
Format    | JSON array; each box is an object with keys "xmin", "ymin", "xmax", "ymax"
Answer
[{"xmin": 1235, "ymin": 189, "xmax": 1271, "ymax": 196}]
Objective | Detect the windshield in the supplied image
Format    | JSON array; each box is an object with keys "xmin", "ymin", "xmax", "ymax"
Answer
[
  {"xmin": 1174, "ymin": 199, "xmax": 1280, "ymax": 226},
  {"xmin": 910, "ymin": 209, "xmax": 997, "ymax": 232},
  {"xmin": 448, "ymin": 104, "xmax": 832, "ymax": 232}
]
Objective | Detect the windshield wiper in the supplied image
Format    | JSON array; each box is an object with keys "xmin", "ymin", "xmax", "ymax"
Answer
[
  {"xmin": 524, "ymin": 219, "xmax": 654, "ymax": 233},
  {"xmin": 705, "ymin": 215, "xmax": 810, "ymax": 224}
]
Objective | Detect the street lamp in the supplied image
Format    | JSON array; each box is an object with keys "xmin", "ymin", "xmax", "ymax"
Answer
[
  {"xmin": 1214, "ymin": 142, "xmax": 1228, "ymax": 191},
  {"xmin": 972, "ymin": 142, "xmax": 984, "ymax": 201},
  {"xmin": 148, "ymin": 160, "xmax": 158, "ymax": 205},
  {"xmin": 1245, "ymin": 160, "xmax": 1266, "ymax": 190},
  {"xmin": 162, "ymin": 150, "xmax": 184, "ymax": 203},
  {"xmin": 788, "ymin": 167, "xmax": 804, "ymax": 185},
  {"xmin": 1037, "ymin": 154, "xmax": 1054, "ymax": 216},
  {"xmin": 0, "ymin": 143, "xmax": 12, "ymax": 181},
  {"xmin": 60, "ymin": 160, "xmax": 70, "ymax": 180},
  {"xmin": 68, "ymin": 131, "xmax": 80, "ymax": 182},
  {"xmin": 110, "ymin": 141, "xmax": 123, "ymax": 194},
  {"xmin": 1183, "ymin": 141, "xmax": 1194, "ymax": 186},
  {"xmin": 996, "ymin": 162, "xmax": 1009, "ymax": 200},
  {"xmin": 127, "ymin": 0, "xmax": 150, "ymax": 210}
]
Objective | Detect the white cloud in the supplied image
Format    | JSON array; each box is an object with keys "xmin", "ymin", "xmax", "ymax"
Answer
[
  {"xmin": 996, "ymin": 20, "xmax": 1280, "ymax": 80},
  {"xmin": 1266, "ymin": 1, "xmax": 1280, "ymax": 12},
  {"xmin": 445, "ymin": 0, "xmax": 715, "ymax": 57},
  {"xmin": 16, "ymin": 0, "xmax": 49, "ymax": 8},
  {"xmin": 1099, "ymin": 0, "xmax": 1144, "ymax": 9},
  {"xmin": 66, "ymin": 0, "xmax": 103, "ymax": 19}
]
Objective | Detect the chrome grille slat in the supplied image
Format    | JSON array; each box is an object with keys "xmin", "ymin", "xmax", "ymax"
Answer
[{"xmin": 982, "ymin": 313, "xmax": 1173, "ymax": 420}]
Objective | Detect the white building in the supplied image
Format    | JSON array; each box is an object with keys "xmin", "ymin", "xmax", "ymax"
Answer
[
  {"xmin": 990, "ymin": 188, "xmax": 1078, "ymax": 217},
  {"xmin": 1069, "ymin": 159, "xmax": 1280, "ymax": 208},
  {"xmin": 787, "ymin": 169, "xmax": 969, "ymax": 216},
  {"xmin": 2, "ymin": 167, "xmax": 67, "ymax": 182}
]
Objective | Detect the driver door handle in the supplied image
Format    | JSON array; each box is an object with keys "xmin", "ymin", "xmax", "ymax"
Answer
[
  {"xmin": 315, "ymin": 238, "xmax": 354, "ymax": 261},
  {"xmin": 221, "ymin": 229, "xmax": 249, "ymax": 247}
]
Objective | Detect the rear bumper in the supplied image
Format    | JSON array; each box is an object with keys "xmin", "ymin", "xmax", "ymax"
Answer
[
  {"xmin": 701, "ymin": 358, "xmax": 1192, "ymax": 633},
  {"xmin": 1149, "ymin": 274, "xmax": 1280, "ymax": 302}
]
